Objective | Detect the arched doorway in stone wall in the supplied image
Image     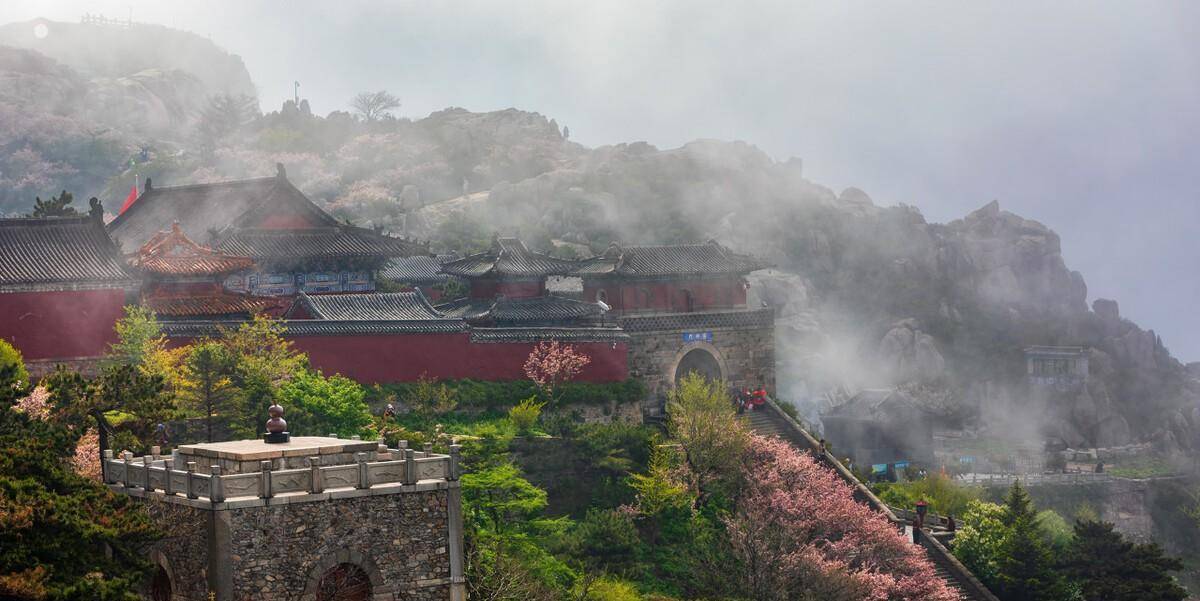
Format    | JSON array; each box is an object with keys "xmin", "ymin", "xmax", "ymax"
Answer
[
  {"xmin": 674, "ymin": 347, "xmax": 722, "ymax": 385},
  {"xmin": 150, "ymin": 565, "xmax": 172, "ymax": 601},
  {"xmin": 316, "ymin": 563, "xmax": 373, "ymax": 601}
]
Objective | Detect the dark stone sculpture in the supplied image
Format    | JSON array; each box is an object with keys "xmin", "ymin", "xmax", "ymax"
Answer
[{"xmin": 264, "ymin": 403, "xmax": 290, "ymax": 443}]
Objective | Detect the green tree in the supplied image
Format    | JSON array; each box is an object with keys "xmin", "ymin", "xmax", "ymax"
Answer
[
  {"xmin": 1062, "ymin": 520, "xmax": 1188, "ymax": 601},
  {"xmin": 45, "ymin": 364, "xmax": 170, "ymax": 454},
  {"xmin": 462, "ymin": 462, "xmax": 549, "ymax": 534},
  {"xmin": 666, "ymin": 372, "xmax": 747, "ymax": 503},
  {"xmin": 0, "ymin": 338, "xmax": 29, "ymax": 407},
  {"xmin": 178, "ymin": 342, "xmax": 239, "ymax": 443},
  {"xmin": 220, "ymin": 316, "xmax": 308, "ymax": 437},
  {"xmin": 29, "ymin": 190, "xmax": 78, "ymax": 217},
  {"xmin": 994, "ymin": 481, "xmax": 1069, "ymax": 601},
  {"xmin": 0, "ymin": 405, "xmax": 161, "ymax": 600},
  {"xmin": 278, "ymin": 370, "xmax": 371, "ymax": 438},
  {"xmin": 953, "ymin": 499, "xmax": 1009, "ymax": 586},
  {"xmin": 405, "ymin": 373, "xmax": 458, "ymax": 421},
  {"xmin": 106, "ymin": 306, "xmax": 165, "ymax": 367}
]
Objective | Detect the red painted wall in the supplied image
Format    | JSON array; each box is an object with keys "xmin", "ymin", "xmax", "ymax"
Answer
[
  {"xmin": 470, "ymin": 278, "xmax": 544, "ymax": 299},
  {"xmin": 288, "ymin": 333, "xmax": 627, "ymax": 384},
  {"xmin": 583, "ymin": 276, "xmax": 747, "ymax": 313},
  {"xmin": 0, "ymin": 288, "xmax": 128, "ymax": 360}
]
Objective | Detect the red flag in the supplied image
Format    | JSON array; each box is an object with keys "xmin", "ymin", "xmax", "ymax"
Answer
[{"xmin": 119, "ymin": 183, "xmax": 138, "ymax": 214}]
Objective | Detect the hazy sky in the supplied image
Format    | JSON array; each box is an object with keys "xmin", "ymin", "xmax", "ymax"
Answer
[{"xmin": 3, "ymin": 1, "xmax": 1198, "ymax": 360}]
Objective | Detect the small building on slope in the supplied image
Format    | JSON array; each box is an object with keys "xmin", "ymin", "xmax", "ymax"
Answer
[{"xmin": 0, "ymin": 212, "xmax": 138, "ymax": 375}]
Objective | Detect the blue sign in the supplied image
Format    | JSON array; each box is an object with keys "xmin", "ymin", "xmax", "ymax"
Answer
[
  {"xmin": 682, "ymin": 331, "xmax": 713, "ymax": 343},
  {"xmin": 894, "ymin": 461, "xmax": 910, "ymax": 470},
  {"xmin": 872, "ymin": 463, "xmax": 888, "ymax": 475}
]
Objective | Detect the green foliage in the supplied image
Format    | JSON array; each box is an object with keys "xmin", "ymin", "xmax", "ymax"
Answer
[
  {"xmin": 576, "ymin": 576, "xmax": 643, "ymax": 601},
  {"xmin": 993, "ymin": 481, "xmax": 1070, "ymax": 601},
  {"xmin": 0, "ymin": 405, "xmax": 161, "ymax": 599},
  {"xmin": 45, "ymin": 364, "xmax": 170, "ymax": 454},
  {"xmin": 666, "ymin": 372, "xmax": 746, "ymax": 502},
  {"xmin": 371, "ymin": 378, "xmax": 644, "ymax": 412},
  {"xmin": 219, "ymin": 315, "xmax": 309, "ymax": 437},
  {"xmin": 28, "ymin": 189, "xmax": 79, "ymax": 217},
  {"xmin": 434, "ymin": 212, "xmax": 492, "ymax": 255},
  {"xmin": 1106, "ymin": 455, "xmax": 1176, "ymax": 479},
  {"xmin": 106, "ymin": 306, "xmax": 165, "ymax": 367},
  {"xmin": 875, "ymin": 472, "xmax": 982, "ymax": 518},
  {"xmin": 404, "ymin": 373, "xmax": 458, "ymax": 420},
  {"xmin": 278, "ymin": 370, "xmax": 372, "ymax": 438},
  {"xmin": 1035, "ymin": 509, "xmax": 1074, "ymax": 552},
  {"xmin": 566, "ymin": 509, "xmax": 642, "ymax": 574},
  {"xmin": 178, "ymin": 341, "xmax": 238, "ymax": 443},
  {"xmin": 1063, "ymin": 520, "xmax": 1188, "ymax": 601},
  {"xmin": 953, "ymin": 499, "xmax": 1008, "ymax": 586},
  {"xmin": 509, "ymin": 397, "xmax": 545, "ymax": 435},
  {"xmin": 0, "ymin": 338, "xmax": 29, "ymax": 407}
]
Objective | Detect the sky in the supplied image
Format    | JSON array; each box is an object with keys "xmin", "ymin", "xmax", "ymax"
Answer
[{"xmin": 3, "ymin": 1, "xmax": 1198, "ymax": 361}]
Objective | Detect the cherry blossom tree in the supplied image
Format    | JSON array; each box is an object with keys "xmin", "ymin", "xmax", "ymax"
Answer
[
  {"xmin": 726, "ymin": 435, "xmax": 960, "ymax": 601},
  {"xmin": 70, "ymin": 428, "xmax": 103, "ymax": 481},
  {"xmin": 523, "ymin": 341, "xmax": 590, "ymax": 400}
]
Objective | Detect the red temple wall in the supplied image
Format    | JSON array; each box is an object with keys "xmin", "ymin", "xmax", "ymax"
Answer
[
  {"xmin": 290, "ymin": 333, "xmax": 627, "ymax": 384},
  {"xmin": 0, "ymin": 288, "xmax": 128, "ymax": 360},
  {"xmin": 469, "ymin": 279, "xmax": 544, "ymax": 299},
  {"xmin": 583, "ymin": 277, "xmax": 747, "ymax": 313}
]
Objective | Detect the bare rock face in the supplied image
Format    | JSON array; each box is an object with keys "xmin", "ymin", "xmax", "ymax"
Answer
[
  {"xmin": 878, "ymin": 319, "xmax": 945, "ymax": 383},
  {"xmin": 1093, "ymin": 298, "xmax": 1120, "ymax": 322}
]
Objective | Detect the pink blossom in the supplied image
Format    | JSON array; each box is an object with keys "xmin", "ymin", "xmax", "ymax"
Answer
[
  {"xmin": 14, "ymin": 386, "xmax": 51, "ymax": 421},
  {"xmin": 523, "ymin": 341, "xmax": 590, "ymax": 396},
  {"xmin": 727, "ymin": 435, "xmax": 960, "ymax": 601},
  {"xmin": 71, "ymin": 428, "xmax": 103, "ymax": 481}
]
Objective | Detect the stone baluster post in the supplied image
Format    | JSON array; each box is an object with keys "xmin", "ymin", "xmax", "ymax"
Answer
[
  {"xmin": 423, "ymin": 442, "xmax": 433, "ymax": 457},
  {"xmin": 376, "ymin": 441, "xmax": 390, "ymax": 460},
  {"xmin": 151, "ymin": 445, "xmax": 161, "ymax": 461},
  {"xmin": 260, "ymin": 460, "xmax": 273, "ymax": 499},
  {"xmin": 404, "ymin": 448, "xmax": 416, "ymax": 484},
  {"xmin": 163, "ymin": 458, "xmax": 174, "ymax": 496},
  {"xmin": 309, "ymin": 456, "xmax": 323, "ymax": 494},
  {"xmin": 351, "ymin": 434, "xmax": 361, "ymax": 441},
  {"xmin": 142, "ymin": 456, "xmax": 153, "ymax": 490},
  {"xmin": 356, "ymin": 452, "xmax": 369, "ymax": 489},
  {"xmin": 102, "ymin": 450, "xmax": 115, "ymax": 484},
  {"xmin": 329, "ymin": 433, "xmax": 339, "ymax": 438},
  {"xmin": 448, "ymin": 445, "xmax": 462, "ymax": 481},
  {"xmin": 210, "ymin": 465, "xmax": 224, "ymax": 503},
  {"xmin": 186, "ymin": 462, "xmax": 197, "ymax": 499},
  {"xmin": 123, "ymin": 451, "xmax": 134, "ymax": 488}
]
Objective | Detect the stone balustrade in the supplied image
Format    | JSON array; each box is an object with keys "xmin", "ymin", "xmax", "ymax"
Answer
[{"xmin": 103, "ymin": 441, "xmax": 461, "ymax": 505}]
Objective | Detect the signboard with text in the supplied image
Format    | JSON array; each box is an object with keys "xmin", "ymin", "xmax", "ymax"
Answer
[{"xmin": 682, "ymin": 332, "xmax": 713, "ymax": 343}]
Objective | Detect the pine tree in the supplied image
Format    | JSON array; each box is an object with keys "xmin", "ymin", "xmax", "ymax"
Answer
[
  {"xmin": 1063, "ymin": 520, "xmax": 1188, "ymax": 601},
  {"xmin": 29, "ymin": 190, "xmax": 78, "ymax": 217},
  {"xmin": 994, "ymin": 481, "xmax": 1069, "ymax": 601}
]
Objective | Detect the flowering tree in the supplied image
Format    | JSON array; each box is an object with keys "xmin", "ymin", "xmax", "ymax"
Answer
[
  {"xmin": 523, "ymin": 341, "xmax": 590, "ymax": 400},
  {"xmin": 71, "ymin": 428, "xmax": 103, "ymax": 481},
  {"xmin": 14, "ymin": 386, "xmax": 50, "ymax": 421},
  {"xmin": 726, "ymin": 435, "xmax": 960, "ymax": 601}
]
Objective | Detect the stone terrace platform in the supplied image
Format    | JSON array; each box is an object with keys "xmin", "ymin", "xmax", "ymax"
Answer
[{"xmin": 103, "ymin": 437, "xmax": 460, "ymax": 508}]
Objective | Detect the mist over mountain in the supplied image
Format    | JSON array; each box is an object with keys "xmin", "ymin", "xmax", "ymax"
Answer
[{"xmin": 0, "ymin": 18, "xmax": 1197, "ymax": 454}]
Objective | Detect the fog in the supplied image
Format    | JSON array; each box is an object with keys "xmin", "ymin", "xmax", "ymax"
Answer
[{"xmin": 3, "ymin": 0, "xmax": 1198, "ymax": 360}]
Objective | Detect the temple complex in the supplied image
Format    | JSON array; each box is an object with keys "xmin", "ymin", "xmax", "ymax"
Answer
[{"xmin": 0, "ymin": 175, "xmax": 775, "ymax": 411}]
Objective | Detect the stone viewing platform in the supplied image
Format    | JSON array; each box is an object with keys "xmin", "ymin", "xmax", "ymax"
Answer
[
  {"xmin": 104, "ymin": 436, "xmax": 459, "ymax": 506},
  {"xmin": 105, "ymin": 433, "xmax": 465, "ymax": 600}
]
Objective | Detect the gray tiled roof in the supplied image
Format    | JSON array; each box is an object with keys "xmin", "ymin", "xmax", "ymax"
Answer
[
  {"xmin": 437, "ymin": 295, "xmax": 609, "ymax": 326},
  {"xmin": 469, "ymin": 327, "xmax": 629, "ymax": 343},
  {"xmin": 0, "ymin": 216, "xmax": 136, "ymax": 290},
  {"xmin": 381, "ymin": 255, "xmax": 451, "ymax": 284},
  {"xmin": 107, "ymin": 172, "xmax": 423, "ymax": 260},
  {"xmin": 579, "ymin": 241, "xmax": 769, "ymax": 276},
  {"xmin": 442, "ymin": 237, "xmax": 578, "ymax": 278},
  {"xmin": 617, "ymin": 308, "xmax": 774, "ymax": 332},
  {"xmin": 288, "ymin": 291, "xmax": 453, "ymax": 322},
  {"xmin": 218, "ymin": 227, "xmax": 417, "ymax": 260},
  {"xmin": 161, "ymin": 318, "xmax": 466, "ymax": 337}
]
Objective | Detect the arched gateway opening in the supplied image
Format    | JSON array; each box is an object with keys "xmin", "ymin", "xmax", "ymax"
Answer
[
  {"xmin": 674, "ymin": 348, "xmax": 722, "ymax": 384},
  {"xmin": 150, "ymin": 565, "xmax": 172, "ymax": 601},
  {"xmin": 316, "ymin": 563, "xmax": 373, "ymax": 601}
]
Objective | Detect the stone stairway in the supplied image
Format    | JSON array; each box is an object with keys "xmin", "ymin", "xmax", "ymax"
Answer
[{"xmin": 743, "ymin": 401, "xmax": 998, "ymax": 601}]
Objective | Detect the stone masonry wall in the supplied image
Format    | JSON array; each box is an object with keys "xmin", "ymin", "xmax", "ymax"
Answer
[
  {"xmin": 141, "ymin": 499, "xmax": 211, "ymax": 600},
  {"xmin": 228, "ymin": 489, "xmax": 450, "ymax": 600},
  {"xmin": 627, "ymin": 324, "xmax": 775, "ymax": 407}
]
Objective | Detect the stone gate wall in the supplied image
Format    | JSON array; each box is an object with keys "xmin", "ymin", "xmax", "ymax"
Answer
[{"xmin": 621, "ymin": 309, "xmax": 775, "ymax": 412}]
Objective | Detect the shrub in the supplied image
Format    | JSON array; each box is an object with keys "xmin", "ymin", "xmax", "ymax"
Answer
[
  {"xmin": 0, "ymin": 338, "xmax": 29, "ymax": 406},
  {"xmin": 577, "ymin": 577, "xmax": 643, "ymax": 601},
  {"xmin": 279, "ymin": 370, "xmax": 373, "ymax": 438},
  {"xmin": 510, "ymin": 397, "xmax": 545, "ymax": 435}
]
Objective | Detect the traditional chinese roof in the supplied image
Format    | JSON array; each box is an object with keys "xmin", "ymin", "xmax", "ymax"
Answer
[
  {"xmin": 576, "ymin": 240, "xmax": 769, "ymax": 277},
  {"xmin": 380, "ymin": 254, "xmax": 457, "ymax": 285},
  {"xmin": 442, "ymin": 238, "xmax": 578, "ymax": 278},
  {"xmin": 616, "ymin": 308, "xmax": 774, "ymax": 332},
  {"xmin": 0, "ymin": 215, "xmax": 136, "ymax": 291},
  {"xmin": 217, "ymin": 227, "xmax": 417, "ymax": 261},
  {"xmin": 107, "ymin": 167, "xmax": 424, "ymax": 261},
  {"xmin": 129, "ymin": 223, "xmax": 254, "ymax": 276},
  {"xmin": 142, "ymin": 291, "xmax": 285, "ymax": 318},
  {"xmin": 286, "ymin": 291, "xmax": 452, "ymax": 322},
  {"xmin": 438, "ymin": 295, "xmax": 609, "ymax": 326}
]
